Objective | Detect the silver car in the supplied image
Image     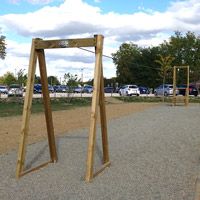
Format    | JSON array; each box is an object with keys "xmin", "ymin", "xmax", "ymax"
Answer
[
  {"xmin": 0, "ymin": 85, "xmax": 8, "ymax": 94},
  {"xmin": 8, "ymin": 84, "xmax": 23, "ymax": 97},
  {"xmin": 119, "ymin": 85, "xmax": 140, "ymax": 96},
  {"xmin": 154, "ymin": 84, "xmax": 178, "ymax": 96}
]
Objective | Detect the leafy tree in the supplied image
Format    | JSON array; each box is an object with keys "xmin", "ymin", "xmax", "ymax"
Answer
[
  {"xmin": 1, "ymin": 72, "xmax": 17, "ymax": 86},
  {"xmin": 0, "ymin": 31, "xmax": 6, "ymax": 59},
  {"xmin": 48, "ymin": 76, "xmax": 60, "ymax": 85},
  {"xmin": 34, "ymin": 75, "xmax": 41, "ymax": 84},
  {"xmin": 112, "ymin": 43, "xmax": 141, "ymax": 84},
  {"xmin": 112, "ymin": 43, "xmax": 161, "ymax": 88},
  {"xmin": 63, "ymin": 73, "xmax": 81, "ymax": 100},
  {"xmin": 155, "ymin": 55, "xmax": 174, "ymax": 85},
  {"xmin": 155, "ymin": 55, "xmax": 174, "ymax": 100},
  {"xmin": 112, "ymin": 31, "xmax": 200, "ymax": 89},
  {"xmin": 16, "ymin": 69, "xmax": 27, "ymax": 87}
]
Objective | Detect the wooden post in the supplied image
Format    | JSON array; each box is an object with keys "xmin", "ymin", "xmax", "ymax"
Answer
[
  {"xmin": 37, "ymin": 47, "xmax": 57, "ymax": 162},
  {"xmin": 172, "ymin": 66, "xmax": 177, "ymax": 106},
  {"xmin": 85, "ymin": 35, "xmax": 110, "ymax": 182},
  {"xmin": 186, "ymin": 66, "xmax": 190, "ymax": 106},
  {"xmin": 16, "ymin": 39, "xmax": 37, "ymax": 178},
  {"xmin": 172, "ymin": 65, "xmax": 189, "ymax": 106},
  {"xmin": 85, "ymin": 35, "xmax": 103, "ymax": 182}
]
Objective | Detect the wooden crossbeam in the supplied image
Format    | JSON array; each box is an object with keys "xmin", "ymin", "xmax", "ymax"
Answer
[
  {"xmin": 35, "ymin": 38, "xmax": 96, "ymax": 49},
  {"xmin": 16, "ymin": 35, "xmax": 110, "ymax": 182}
]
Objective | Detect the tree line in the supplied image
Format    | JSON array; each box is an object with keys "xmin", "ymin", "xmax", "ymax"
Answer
[{"xmin": 112, "ymin": 31, "xmax": 200, "ymax": 88}]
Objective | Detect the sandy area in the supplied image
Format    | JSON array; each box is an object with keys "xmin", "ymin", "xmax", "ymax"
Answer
[{"xmin": 0, "ymin": 98, "xmax": 158, "ymax": 154}]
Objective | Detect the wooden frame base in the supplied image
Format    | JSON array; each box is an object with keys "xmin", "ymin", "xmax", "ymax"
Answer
[{"xmin": 16, "ymin": 35, "xmax": 110, "ymax": 182}]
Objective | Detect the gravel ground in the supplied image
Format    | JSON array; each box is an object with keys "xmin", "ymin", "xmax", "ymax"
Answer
[{"xmin": 1, "ymin": 103, "xmax": 200, "ymax": 200}]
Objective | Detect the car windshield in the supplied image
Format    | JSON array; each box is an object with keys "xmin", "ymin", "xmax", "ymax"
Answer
[
  {"xmin": 129, "ymin": 86, "xmax": 137, "ymax": 88},
  {"xmin": 10, "ymin": 84, "xmax": 20, "ymax": 88}
]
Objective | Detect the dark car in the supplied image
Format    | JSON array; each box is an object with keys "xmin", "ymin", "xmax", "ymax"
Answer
[
  {"xmin": 83, "ymin": 85, "xmax": 93, "ymax": 93},
  {"xmin": 53, "ymin": 85, "xmax": 69, "ymax": 92},
  {"xmin": 34, "ymin": 84, "xmax": 54, "ymax": 93},
  {"xmin": 138, "ymin": 86, "xmax": 150, "ymax": 94},
  {"xmin": 177, "ymin": 84, "xmax": 198, "ymax": 96},
  {"xmin": 104, "ymin": 86, "xmax": 114, "ymax": 93},
  {"xmin": 34, "ymin": 84, "xmax": 42, "ymax": 93}
]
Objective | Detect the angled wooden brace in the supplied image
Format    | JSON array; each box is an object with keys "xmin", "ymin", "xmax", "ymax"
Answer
[{"xmin": 16, "ymin": 39, "xmax": 57, "ymax": 178}]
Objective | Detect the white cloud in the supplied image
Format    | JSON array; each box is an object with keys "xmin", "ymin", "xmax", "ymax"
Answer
[{"xmin": 1, "ymin": 0, "xmax": 200, "ymax": 79}]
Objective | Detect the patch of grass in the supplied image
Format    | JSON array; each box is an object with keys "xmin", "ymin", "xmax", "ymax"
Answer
[
  {"xmin": 115, "ymin": 96, "xmax": 163, "ymax": 103},
  {"xmin": 114, "ymin": 96, "xmax": 200, "ymax": 103},
  {"xmin": 0, "ymin": 97, "xmax": 92, "ymax": 117}
]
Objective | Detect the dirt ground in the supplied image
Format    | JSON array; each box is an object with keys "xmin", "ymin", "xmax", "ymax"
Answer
[{"xmin": 0, "ymin": 98, "xmax": 158, "ymax": 154}]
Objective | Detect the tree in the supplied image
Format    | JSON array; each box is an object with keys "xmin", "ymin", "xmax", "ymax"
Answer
[
  {"xmin": 112, "ymin": 43, "xmax": 161, "ymax": 88},
  {"xmin": 16, "ymin": 69, "xmax": 27, "ymax": 87},
  {"xmin": 112, "ymin": 43, "xmax": 141, "ymax": 84},
  {"xmin": 1, "ymin": 72, "xmax": 17, "ymax": 86},
  {"xmin": 63, "ymin": 72, "xmax": 81, "ymax": 100},
  {"xmin": 47, "ymin": 76, "xmax": 60, "ymax": 85},
  {"xmin": 0, "ymin": 32, "xmax": 6, "ymax": 59},
  {"xmin": 155, "ymin": 55, "xmax": 174, "ymax": 100}
]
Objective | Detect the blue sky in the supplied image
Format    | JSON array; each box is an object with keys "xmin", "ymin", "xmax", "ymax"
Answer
[
  {"xmin": 1, "ymin": 0, "xmax": 171, "ymax": 14},
  {"xmin": 0, "ymin": 0, "xmax": 200, "ymax": 81}
]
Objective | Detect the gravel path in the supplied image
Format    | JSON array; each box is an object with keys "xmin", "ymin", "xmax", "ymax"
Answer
[{"xmin": 1, "ymin": 104, "xmax": 200, "ymax": 200}]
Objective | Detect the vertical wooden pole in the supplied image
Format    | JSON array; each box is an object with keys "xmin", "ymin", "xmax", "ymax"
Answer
[
  {"xmin": 16, "ymin": 39, "xmax": 37, "ymax": 178},
  {"xmin": 85, "ymin": 35, "xmax": 103, "ymax": 182},
  {"xmin": 99, "ymin": 63, "xmax": 109, "ymax": 164},
  {"xmin": 37, "ymin": 47, "xmax": 57, "ymax": 162},
  {"xmin": 172, "ymin": 66, "xmax": 177, "ymax": 106},
  {"xmin": 185, "ymin": 66, "xmax": 190, "ymax": 106}
]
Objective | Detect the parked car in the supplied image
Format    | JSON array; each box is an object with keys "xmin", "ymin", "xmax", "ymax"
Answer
[
  {"xmin": 0, "ymin": 85, "xmax": 8, "ymax": 94},
  {"xmin": 177, "ymin": 84, "xmax": 198, "ymax": 96},
  {"xmin": 8, "ymin": 84, "xmax": 23, "ymax": 97},
  {"xmin": 34, "ymin": 84, "xmax": 54, "ymax": 93},
  {"xmin": 119, "ymin": 85, "xmax": 140, "ymax": 96},
  {"xmin": 48, "ymin": 85, "xmax": 54, "ymax": 93},
  {"xmin": 53, "ymin": 85, "xmax": 69, "ymax": 92},
  {"xmin": 154, "ymin": 84, "xmax": 178, "ymax": 96},
  {"xmin": 104, "ymin": 86, "xmax": 114, "ymax": 93},
  {"xmin": 34, "ymin": 84, "xmax": 42, "ymax": 93},
  {"xmin": 83, "ymin": 85, "xmax": 93, "ymax": 93},
  {"xmin": 74, "ymin": 86, "xmax": 83, "ymax": 93},
  {"xmin": 138, "ymin": 86, "xmax": 150, "ymax": 94}
]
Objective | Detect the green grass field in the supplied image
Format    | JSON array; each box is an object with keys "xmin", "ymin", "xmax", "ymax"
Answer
[
  {"xmin": 0, "ymin": 96, "xmax": 200, "ymax": 117},
  {"xmin": 0, "ymin": 97, "xmax": 92, "ymax": 117}
]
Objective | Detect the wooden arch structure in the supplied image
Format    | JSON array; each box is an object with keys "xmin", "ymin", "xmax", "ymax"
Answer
[
  {"xmin": 16, "ymin": 34, "xmax": 110, "ymax": 182},
  {"xmin": 172, "ymin": 65, "xmax": 189, "ymax": 106}
]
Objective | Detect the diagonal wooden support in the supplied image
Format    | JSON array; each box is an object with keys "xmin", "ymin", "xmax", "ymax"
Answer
[
  {"xmin": 37, "ymin": 49, "xmax": 58, "ymax": 162},
  {"xmin": 16, "ymin": 39, "xmax": 57, "ymax": 178},
  {"xmin": 16, "ymin": 39, "xmax": 38, "ymax": 178}
]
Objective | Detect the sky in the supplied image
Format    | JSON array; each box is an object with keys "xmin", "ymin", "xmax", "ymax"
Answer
[{"xmin": 0, "ymin": 0, "xmax": 200, "ymax": 82}]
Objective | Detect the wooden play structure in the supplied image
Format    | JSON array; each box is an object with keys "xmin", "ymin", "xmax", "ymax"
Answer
[
  {"xmin": 16, "ymin": 34, "xmax": 110, "ymax": 182},
  {"xmin": 172, "ymin": 65, "xmax": 189, "ymax": 106}
]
